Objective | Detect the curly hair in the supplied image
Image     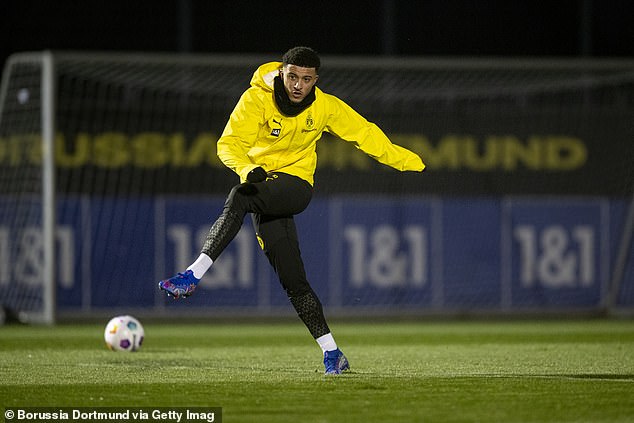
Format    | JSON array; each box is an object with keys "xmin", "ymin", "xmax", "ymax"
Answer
[{"xmin": 282, "ymin": 46, "xmax": 321, "ymax": 71}]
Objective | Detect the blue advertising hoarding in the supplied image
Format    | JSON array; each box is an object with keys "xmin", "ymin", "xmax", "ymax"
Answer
[
  {"xmin": 502, "ymin": 199, "xmax": 608, "ymax": 308},
  {"xmin": 2, "ymin": 195, "xmax": 630, "ymax": 313}
]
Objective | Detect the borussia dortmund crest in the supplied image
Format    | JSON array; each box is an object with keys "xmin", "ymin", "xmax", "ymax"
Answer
[{"xmin": 306, "ymin": 112, "xmax": 314, "ymax": 130}]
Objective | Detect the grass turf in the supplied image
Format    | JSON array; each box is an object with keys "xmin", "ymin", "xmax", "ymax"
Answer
[{"xmin": 1, "ymin": 319, "xmax": 634, "ymax": 422}]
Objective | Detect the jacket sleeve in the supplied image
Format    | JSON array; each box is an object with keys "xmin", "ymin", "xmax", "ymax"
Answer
[
  {"xmin": 217, "ymin": 88, "xmax": 263, "ymax": 181},
  {"xmin": 325, "ymin": 95, "xmax": 425, "ymax": 172}
]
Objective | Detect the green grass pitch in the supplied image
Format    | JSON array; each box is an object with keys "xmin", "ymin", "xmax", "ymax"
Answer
[{"xmin": 2, "ymin": 319, "xmax": 634, "ymax": 422}]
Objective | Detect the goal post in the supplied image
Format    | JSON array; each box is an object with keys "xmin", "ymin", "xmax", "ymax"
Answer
[
  {"xmin": 41, "ymin": 51, "xmax": 56, "ymax": 325},
  {"xmin": 0, "ymin": 52, "xmax": 56, "ymax": 324}
]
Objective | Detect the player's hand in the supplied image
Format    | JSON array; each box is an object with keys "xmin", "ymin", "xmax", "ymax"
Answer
[{"xmin": 246, "ymin": 167, "xmax": 267, "ymax": 183}]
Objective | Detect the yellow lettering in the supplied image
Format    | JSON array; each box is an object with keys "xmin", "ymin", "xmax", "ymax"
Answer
[
  {"xmin": 0, "ymin": 134, "xmax": 39, "ymax": 166},
  {"xmin": 56, "ymin": 133, "xmax": 89, "ymax": 167},
  {"xmin": 0, "ymin": 131, "xmax": 588, "ymax": 172},
  {"xmin": 187, "ymin": 133, "xmax": 218, "ymax": 167},
  {"xmin": 169, "ymin": 133, "xmax": 187, "ymax": 166},
  {"xmin": 425, "ymin": 135, "xmax": 461, "ymax": 169},
  {"xmin": 28, "ymin": 134, "xmax": 43, "ymax": 165},
  {"xmin": 132, "ymin": 132, "xmax": 170, "ymax": 168},
  {"xmin": 545, "ymin": 136, "xmax": 586, "ymax": 170},
  {"xmin": 464, "ymin": 136, "xmax": 497, "ymax": 171},
  {"xmin": 315, "ymin": 135, "xmax": 334, "ymax": 168},
  {"xmin": 501, "ymin": 136, "xmax": 541, "ymax": 170},
  {"xmin": 390, "ymin": 134, "xmax": 430, "ymax": 160},
  {"xmin": 93, "ymin": 132, "xmax": 129, "ymax": 167},
  {"xmin": 316, "ymin": 134, "xmax": 371, "ymax": 170}
]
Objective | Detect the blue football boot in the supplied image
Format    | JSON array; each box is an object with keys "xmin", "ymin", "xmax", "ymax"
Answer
[
  {"xmin": 158, "ymin": 270, "xmax": 200, "ymax": 299},
  {"xmin": 323, "ymin": 348, "xmax": 350, "ymax": 375}
]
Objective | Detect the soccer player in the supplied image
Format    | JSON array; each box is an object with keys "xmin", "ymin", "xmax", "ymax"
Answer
[{"xmin": 159, "ymin": 46, "xmax": 425, "ymax": 375}]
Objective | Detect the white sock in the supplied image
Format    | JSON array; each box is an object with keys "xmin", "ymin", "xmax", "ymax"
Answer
[
  {"xmin": 316, "ymin": 333, "xmax": 338, "ymax": 353},
  {"xmin": 186, "ymin": 253, "xmax": 213, "ymax": 279}
]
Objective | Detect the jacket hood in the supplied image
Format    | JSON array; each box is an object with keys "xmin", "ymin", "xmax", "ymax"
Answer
[{"xmin": 250, "ymin": 61, "xmax": 282, "ymax": 92}]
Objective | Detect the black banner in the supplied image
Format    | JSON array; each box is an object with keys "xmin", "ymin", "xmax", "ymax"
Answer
[{"xmin": 2, "ymin": 60, "xmax": 632, "ymax": 197}]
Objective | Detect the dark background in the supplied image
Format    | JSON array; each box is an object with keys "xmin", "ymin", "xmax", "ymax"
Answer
[{"xmin": 1, "ymin": 0, "xmax": 633, "ymax": 73}]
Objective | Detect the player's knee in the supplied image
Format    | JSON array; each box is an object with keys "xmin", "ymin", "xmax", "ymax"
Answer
[
  {"xmin": 235, "ymin": 182, "xmax": 259, "ymax": 196},
  {"xmin": 264, "ymin": 240, "xmax": 311, "ymax": 297},
  {"xmin": 224, "ymin": 183, "xmax": 253, "ymax": 213},
  {"xmin": 278, "ymin": 265, "xmax": 312, "ymax": 298}
]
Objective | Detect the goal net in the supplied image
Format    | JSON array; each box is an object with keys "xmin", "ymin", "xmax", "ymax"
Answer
[
  {"xmin": 1, "ymin": 52, "xmax": 633, "ymax": 322},
  {"xmin": 0, "ymin": 53, "xmax": 55, "ymax": 324}
]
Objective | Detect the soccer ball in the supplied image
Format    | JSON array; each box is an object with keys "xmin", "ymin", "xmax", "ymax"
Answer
[{"xmin": 104, "ymin": 315, "xmax": 144, "ymax": 352}]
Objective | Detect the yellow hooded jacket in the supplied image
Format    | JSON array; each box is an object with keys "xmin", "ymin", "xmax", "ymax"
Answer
[{"xmin": 217, "ymin": 62, "xmax": 425, "ymax": 185}]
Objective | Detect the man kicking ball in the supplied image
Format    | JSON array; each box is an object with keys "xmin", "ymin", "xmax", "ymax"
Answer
[{"xmin": 159, "ymin": 46, "xmax": 425, "ymax": 375}]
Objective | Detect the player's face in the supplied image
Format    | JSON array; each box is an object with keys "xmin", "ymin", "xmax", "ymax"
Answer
[{"xmin": 280, "ymin": 64, "xmax": 318, "ymax": 103}]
